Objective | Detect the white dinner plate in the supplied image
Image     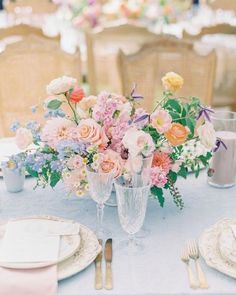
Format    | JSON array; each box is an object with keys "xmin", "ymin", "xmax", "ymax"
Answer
[
  {"xmin": 199, "ymin": 218, "xmax": 236, "ymax": 279},
  {"xmin": 0, "ymin": 216, "xmax": 81, "ymax": 269},
  {"xmin": 218, "ymin": 225, "xmax": 236, "ymax": 264}
]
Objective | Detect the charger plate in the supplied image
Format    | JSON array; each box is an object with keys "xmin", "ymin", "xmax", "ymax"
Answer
[
  {"xmin": 199, "ymin": 218, "xmax": 236, "ymax": 279},
  {"xmin": 0, "ymin": 216, "xmax": 101, "ymax": 280},
  {"xmin": 0, "ymin": 216, "xmax": 80, "ymax": 269}
]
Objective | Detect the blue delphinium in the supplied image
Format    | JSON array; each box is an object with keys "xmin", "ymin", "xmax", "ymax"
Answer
[{"xmin": 56, "ymin": 140, "xmax": 87, "ymax": 159}]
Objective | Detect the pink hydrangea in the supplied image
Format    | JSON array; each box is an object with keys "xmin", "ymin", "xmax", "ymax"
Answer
[{"xmin": 150, "ymin": 167, "xmax": 168, "ymax": 188}]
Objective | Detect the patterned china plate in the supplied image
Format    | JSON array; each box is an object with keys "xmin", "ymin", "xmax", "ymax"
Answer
[
  {"xmin": 199, "ymin": 218, "xmax": 236, "ymax": 279},
  {"xmin": 218, "ymin": 225, "xmax": 236, "ymax": 264},
  {"xmin": 0, "ymin": 216, "xmax": 81, "ymax": 269}
]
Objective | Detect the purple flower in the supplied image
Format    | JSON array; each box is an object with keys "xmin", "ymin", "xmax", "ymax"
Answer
[
  {"xmin": 130, "ymin": 84, "xmax": 144, "ymax": 100},
  {"xmin": 197, "ymin": 106, "xmax": 214, "ymax": 122},
  {"xmin": 214, "ymin": 138, "xmax": 227, "ymax": 152}
]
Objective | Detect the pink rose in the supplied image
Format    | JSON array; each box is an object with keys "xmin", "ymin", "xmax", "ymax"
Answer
[
  {"xmin": 122, "ymin": 127, "xmax": 155, "ymax": 157},
  {"xmin": 98, "ymin": 149, "xmax": 123, "ymax": 178},
  {"xmin": 77, "ymin": 119, "xmax": 108, "ymax": 147},
  {"xmin": 15, "ymin": 127, "xmax": 33, "ymax": 149},
  {"xmin": 150, "ymin": 109, "xmax": 172, "ymax": 134}
]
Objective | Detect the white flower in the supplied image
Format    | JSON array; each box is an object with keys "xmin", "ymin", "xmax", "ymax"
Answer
[
  {"xmin": 47, "ymin": 76, "xmax": 77, "ymax": 95},
  {"xmin": 197, "ymin": 122, "xmax": 216, "ymax": 150},
  {"xmin": 122, "ymin": 127, "xmax": 155, "ymax": 157},
  {"xmin": 15, "ymin": 127, "xmax": 33, "ymax": 150}
]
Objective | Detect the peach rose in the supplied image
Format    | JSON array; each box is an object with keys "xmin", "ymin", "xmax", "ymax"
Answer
[
  {"xmin": 76, "ymin": 95, "xmax": 97, "ymax": 119},
  {"xmin": 162, "ymin": 72, "xmax": 184, "ymax": 93},
  {"xmin": 77, "ymin": 119, "xmax": 108, "ymax": 146},
  {"xmin": 98, "ymin": 150, "xmax": 123, "ymax": 178},
  {"xmin": 15, "ymin": 127, "xmax": 33, "ymax": 150},
  {"xmin": 164, "ymin": 123, "xmax": 189, "ymax": 146}
]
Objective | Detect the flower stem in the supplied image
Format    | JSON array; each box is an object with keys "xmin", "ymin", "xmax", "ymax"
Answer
[{"xmin": 66, "ymin": 94, "xmax": 78, "ymax": 125}]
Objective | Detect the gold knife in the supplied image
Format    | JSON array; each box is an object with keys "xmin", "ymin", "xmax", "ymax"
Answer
[
  {"xmin": 105, "ymin": 238, "xmax": 113, "ymax": 290},
  {"xmin": 94, "ymin": 239, "xmax": 103, "ymax": 290}
]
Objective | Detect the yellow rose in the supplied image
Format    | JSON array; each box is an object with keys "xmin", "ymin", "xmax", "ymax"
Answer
[{"xmin": 161, "ymin": 72, "xmax": 184, "ymax": 93}]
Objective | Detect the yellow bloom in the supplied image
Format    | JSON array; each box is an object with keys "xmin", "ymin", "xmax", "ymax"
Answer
[
  {"xmin": 162, "ymin": 72, "xmax": 184, "ymax": 93},
  {"xmin": 76, "ymin": 190, "xmax": 84, "ymax": 197}
]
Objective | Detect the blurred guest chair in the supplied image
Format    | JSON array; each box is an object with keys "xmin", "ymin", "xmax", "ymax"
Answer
[
  {"xmin": 208, "ymin": 0, "xmax": 236, "ymax": 11},
  {"xmin": 117, "ymin": 36, "xmax": 216, "ymax": 112},
  {"xmin": 183, "ymin": 23, "xmax": 236, "ymax": 40},
  {"xmin": 4, "ymin": 0, "xmax": 58, "ymax": 14},
  {"xmin": 85, "ymin": 21, "xmax": 160, "ymax": 95},
  {"xmin": 0, "ymin": 35, "xmax": 81, "ymax": 137}
]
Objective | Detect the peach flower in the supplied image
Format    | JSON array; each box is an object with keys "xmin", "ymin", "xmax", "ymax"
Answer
[
  {"xmin": 162, "ymin": 72, "xmax": 184, "ymax": 93},
  {"xmin": 77, "ymin": 118, "xmax": 108, "ymax": 146},
  {"xmin": 46, "ymin": 76, "xmax": 77, "ymax": 95},
  {"xmin": 152, "ymin": 152, "xmax": 172, "ymax": 173},
  {"xmin": 164, "ymin": 123, "xmax": 189, "ymax": 146},
  {"xmin": 76, "ymin": 95, "xmax": 97, "ymax": 118},
  {"xmin": 15, "ymin": 127, "xmax": 33, "ymax": 149},
  {"xmin": 98, "ymin": 149, "xmax": 123, "ymax": 178},
  {"xmin": 150, "ymin": 109, "xmax": 172, "ymax": 134}
]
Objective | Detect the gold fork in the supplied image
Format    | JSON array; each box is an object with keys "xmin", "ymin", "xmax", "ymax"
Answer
[
  {"xmin": 188, "ymin": 240, "xmax": 209, "ymax": 289},
  {"xmin": 181, "ymin": 248, "xmax": 198, "ymax": 289}
]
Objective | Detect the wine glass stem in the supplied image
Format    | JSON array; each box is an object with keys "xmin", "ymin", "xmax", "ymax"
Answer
[
  {"xmin": 128, "ymin": 233, "xmax": 135, "ymax": 251},
  {"xmin": 97, "ymin": 203, "xmax": 104, "ymax": 233}
]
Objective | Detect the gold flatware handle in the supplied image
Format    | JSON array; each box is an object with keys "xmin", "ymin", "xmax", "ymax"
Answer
[
  {"xmin": 105, "ymin": 262, "xmax": 113, "ymax": 290},
  {"xmin": 186, "ymin": 265, "xmax": 198, "ymax": 289},
  {"xmin": 95, "ymin": 262, "xmax": 103, "ymax": 290},
  {"xmin": 196, "ymin": 260, "xmax": 209, "ymax": 289}
]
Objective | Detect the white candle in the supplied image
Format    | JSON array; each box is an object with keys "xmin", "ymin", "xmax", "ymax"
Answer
[{"xmin": 209, "ymin": 131, "xmax": 236, "ymax": 187}]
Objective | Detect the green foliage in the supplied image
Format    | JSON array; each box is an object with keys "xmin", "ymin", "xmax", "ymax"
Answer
[
  {"xmin": 168, "ymin": 171, "xmax": 177, "ymax": 183},
  {"xmin": 47, "ymin": 99, "xmax": 62, "ymax": 110},
  {"xmin": 178, "ymin": 165, "xmax": 188, "ymax": 179},
  {"xmin": 143, "ymin": 126, "xmax": 160, "ymax": 142},
  {"xmin": 26, "ymin": 167, "xmax": 38, "ymax": 178},
  {"xmin": 151, "ymin": 186, "xmax": 165, "ymax": 207},
  {"xmin": 50, "ymin": 171, "xmax": 61, "ymax": 188},
  {"xmin": 164, "ymin": 99, "xmax": 181, "ymax": 113}
]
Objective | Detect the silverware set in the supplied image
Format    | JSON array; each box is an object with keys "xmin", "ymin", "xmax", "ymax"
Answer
[
  {"xmin": 95, "ymin": 238, "xmax": 113, "ymax": 290},
  {"xmin": 181, "ymin": 240, "xmax": 209, "ymax": 289}
]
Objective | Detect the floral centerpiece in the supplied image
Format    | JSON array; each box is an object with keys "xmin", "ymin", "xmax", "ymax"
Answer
[{"xmin": 13, "ymin": 72, "xmax": 216, "ymax": 209}]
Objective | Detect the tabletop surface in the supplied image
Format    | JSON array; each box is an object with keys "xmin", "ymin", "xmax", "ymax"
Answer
[{"xmin": 0, "ymin": 171, "xmax": 236, "ymax": 295}]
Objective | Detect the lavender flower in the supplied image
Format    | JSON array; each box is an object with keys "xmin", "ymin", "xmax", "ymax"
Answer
[
  {"xmin": 10, "ymin": 121, "xmax": 20, "ymax": 132},
  {"xmin": 130, "ymin": 84, "xmax": 144, "ymax": 100},
  {"xmin": 214, "ymin": 138, "xmax": 227, "ymax": 152},
  {"xmin": 51, "ymin": 160, "xmax": 63, "ymax": 172},
  {"xmin": 197, "ymin": 106, "xmax": 214, "ymax": 122},
  {"xmin": 56, "ymin": 140, "xmax": 87, "ymax": 159},
  {"xmin": 30, "ymin": 105, "xmax": 38, "ymax": 113}
]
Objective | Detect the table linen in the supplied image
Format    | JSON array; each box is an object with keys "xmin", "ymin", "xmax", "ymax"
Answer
[{"xmin": 1, "ymin": 172, "xmax": 236, "ymax": 294}]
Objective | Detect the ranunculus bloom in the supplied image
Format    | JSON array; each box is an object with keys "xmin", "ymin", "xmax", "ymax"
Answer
[
  {"xmin": 150, "ymin": 167, "xmax": 168, "ymax": 188},
  {"xmin": 150, "ymin": 109, "xmax": 172, "ymax": 134},
  {"xmin": 122, "ymin": 127, "xmax": 155, "ymax": 157},
  {"xmin": 69, "ymin": 86, "xmax": 85, "ymax": 103},
  {"xmin": 197, "ymin": 122, "xmax": 216, "ymax": 149},
  {"xmin": 152, "ymin": 152, "xmax": 172, "ymax": 173},
  {"xmin": 15, "ymin": 127, "xmax": 33, "ymax": 149},
  {"xmin": 162, "ymin": 72, "xmax": 184, "ymax": 93},
  {"xmin": 164, "ymin": 123, "xmax": 189, "ymax": 146},
  {"xmin": 77, "ymin": 118, "xmax": 108, "ymax": 146},
  {"xmin": 98, "ymin": 149, "xmax": 123, "ymax": 178},
  {"xmin": 47, "ymin": 76, "xmax": 77, "ymax": 95}
]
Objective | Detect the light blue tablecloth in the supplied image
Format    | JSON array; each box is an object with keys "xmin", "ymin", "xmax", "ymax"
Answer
[{"xmin": 0, "ymin": 171, "xmax": 236, "ymax": 295}]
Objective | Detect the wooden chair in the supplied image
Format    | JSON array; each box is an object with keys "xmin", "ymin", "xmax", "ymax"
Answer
[
  {"xmin": 208, "ymin": 0, "xmax": 236, "ymax": 11},
  {"xmin": 117, "ymin": 36, "xmax": 216, "ymax": 112},
  {"xmin": 4, "ymin": 0, "xmax": 58, "ymax": 14},
  {"xmin": 0, "ymin": 24, "xmax": 60, "ymax": 40},
  {"xmin": 85, "ymin": 22, "xmax": 160, "ymax": 95},
  {"xmin": 0, "ymin": 35, "xmax": 81, "ymax": 137},
  {"xmin": 183, "ymin": 23, "xmax": 236, "ymax": 41}
]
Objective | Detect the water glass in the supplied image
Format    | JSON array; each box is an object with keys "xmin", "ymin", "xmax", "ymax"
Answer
[
  {"xmin": 208, "ymin": 111, "xmax": 236, "ymax": 188},
  {"xmin": 115, "ymin": 177, "xmax": 150, "ymax": 255},
  {"xmin": 3, "ymin": 167, "xmax": 25, "ymax": 193},
  {"xmin": 86, "ymin": 167, "xmax": 114, "ymax": 238}
]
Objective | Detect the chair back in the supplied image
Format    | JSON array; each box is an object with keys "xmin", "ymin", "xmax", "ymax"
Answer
[
  {"xmin": 208, "ymin": 0, "xmax": 236, "ymax": 11},
  {"xmin": 118, "ymin": 36, "xmax": 216, "ymax": 112},
  {"xmin": 86, "ymin": 21, "xmax": 160, "ymax": 95},
  {"xmin": 183, "ymin": 23, "xmax": 236, "ymax": 40},
  {"xmin": 0, "ymin": 35, "xmax": 81, "ymax": 137},
  {"xmin": 4, "ymin": 0, "xmax": 58, "ymax": 14}
]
